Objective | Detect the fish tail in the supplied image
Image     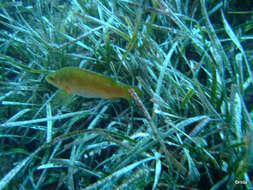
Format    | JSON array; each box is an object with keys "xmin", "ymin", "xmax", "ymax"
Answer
[{"xmin": 128, "ymin": 86, "xmax": 142, "ymax": 99}]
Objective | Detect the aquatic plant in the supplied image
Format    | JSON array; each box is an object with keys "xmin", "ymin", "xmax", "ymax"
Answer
[{"xmin": 0, "ymin": 0, "xmax": 252, "ymax": 189}]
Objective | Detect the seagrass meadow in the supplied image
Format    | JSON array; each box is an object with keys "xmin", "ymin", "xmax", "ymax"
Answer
[{"xmin": 0, "ymin": 0, "xmax": 252, "ymax": 189}]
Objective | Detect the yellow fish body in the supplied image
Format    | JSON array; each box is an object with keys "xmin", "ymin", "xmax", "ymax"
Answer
[{"xmin": 46, "ymin": 67, "xmax": 142, "ymax": 100}]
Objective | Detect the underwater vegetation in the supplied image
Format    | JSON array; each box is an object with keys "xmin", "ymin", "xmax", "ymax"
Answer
[{"xmin": 0, "ymin": 0, "xmax": 253, "ymax": 189}]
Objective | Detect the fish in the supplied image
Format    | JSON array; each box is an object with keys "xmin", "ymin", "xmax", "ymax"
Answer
[{"xmin": 46, "ymin": 67, "xmax": 142, "ymax": 100}]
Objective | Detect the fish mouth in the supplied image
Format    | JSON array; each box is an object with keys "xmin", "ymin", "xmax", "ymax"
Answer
[{"xmin": 46, "ymin": 75, "xmax": 55, "ymax": 84}]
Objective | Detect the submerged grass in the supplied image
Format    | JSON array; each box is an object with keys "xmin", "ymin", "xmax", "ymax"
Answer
[{"xmin": 0, "ymin": 0, "xmax": 252, "ymax": 189}]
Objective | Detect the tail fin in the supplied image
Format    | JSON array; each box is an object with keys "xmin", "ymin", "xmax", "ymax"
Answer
[{"xmin": 130, "ymin": 86, "xmax": 142, "ymax": 99}]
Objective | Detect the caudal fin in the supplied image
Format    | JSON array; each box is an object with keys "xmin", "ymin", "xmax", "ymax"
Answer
[{"xmin": 129, "ymin": 86, "xmax": 142, "ymax": 99}]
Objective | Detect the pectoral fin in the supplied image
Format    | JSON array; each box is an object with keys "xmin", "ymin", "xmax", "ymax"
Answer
[{"xmin": 62, "ymin": 84, "xmax": 73, "ymax": 94}]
